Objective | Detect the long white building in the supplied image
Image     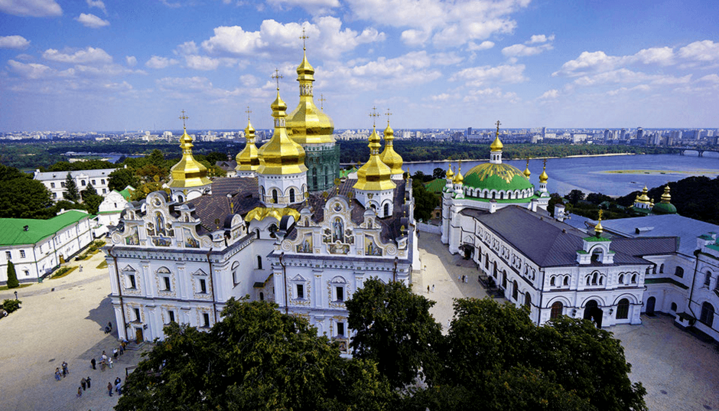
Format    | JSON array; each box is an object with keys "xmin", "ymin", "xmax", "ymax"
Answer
[{"xmin": 34, "ymin": 167, "xmax": 117, "ymax": 201}]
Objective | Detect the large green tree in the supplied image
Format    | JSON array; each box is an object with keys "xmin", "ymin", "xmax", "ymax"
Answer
[
  {"xmin": 81, "ymin": 183, "xmax": 103, "ymax": 214},
  {"xmin": 64, "ymin": 172, "xmax": 79, "ymax": 202},
  {"xmin": 6, "ymin": 261, "xmax": 19, "ymax": 289},
  {"xmin": 346, "ymin": 278, "xmax": 443, "ymax": 389},
  {"xmin": 117, "ymin": 298, "xmax": 395, "ymax": 411},
  {"xmin": 108, "ymin": 167, "xmax": 140, "ymax": 192},
  {"xmin": 0, "ymin": 174, "xmax": 53, "ymax": 219},
  {"xmin": 412, "ymin": 175, "xmax": 440, "ymax": 222}
]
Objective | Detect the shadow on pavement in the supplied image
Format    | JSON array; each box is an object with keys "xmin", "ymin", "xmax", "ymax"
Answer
[{"xmin": 86, "ymin": 295, "xmax": 115, "ymax": 335}]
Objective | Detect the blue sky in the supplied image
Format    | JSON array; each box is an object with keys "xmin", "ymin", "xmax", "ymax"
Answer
[{"xmin": 0, "ymin": 0, "xmax": 718, "ymax": 132}]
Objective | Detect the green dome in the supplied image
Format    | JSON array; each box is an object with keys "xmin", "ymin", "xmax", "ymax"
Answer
[
  {"xmin": 463, "ymin": 163, "xmax": 534, "ymax": 193},
  {"xmin": 652, "ymin": 202, "xmax": 677, "ymax": 215}
]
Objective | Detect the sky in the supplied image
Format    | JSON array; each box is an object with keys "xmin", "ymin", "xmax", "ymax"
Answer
[{"xmin": 0, "ymin": 0, "xmax": 718, "ymax": 132}]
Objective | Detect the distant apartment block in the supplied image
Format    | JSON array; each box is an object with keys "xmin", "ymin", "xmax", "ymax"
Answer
[{"xmin": 34, "ymin": 168, "xmax": 117, "ymax": 201}]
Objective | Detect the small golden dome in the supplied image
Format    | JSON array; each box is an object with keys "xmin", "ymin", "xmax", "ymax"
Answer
[
  {"xmin": 539, "ymin": 164, "xmax": 549, "ymax": 184},
  {"xmin": 661, "ymin": 185, "xmax": 671, "ymax": 203},
  {"xmin": 286, "ymin": 50, "xmax": 334, "ymax": 145},
  {"xmin": 236, "ymin": 118, "xmax": 260, "ymax": 171},
  {"xmin": 169, "ymin": 127, "xmax": 212, "ymax": 189},
  {"xmin": 257, "ymin": 90, "xmax": 307, "ymax": 176},
  {"xmin": 354, "ymin": 126, "xmax": 396, "ymax": 191},
  {"xmin": 523, "ymin": 159, "xmax": 531, "ymax": 179},
  {"xmin": 446, "ymin": 164, "xmax": 454, "ymax": 179},
  {"xmin": 490, "ymin": 134, "xmax": 504, "ymax": 152},
  {"xmin": 637, "ymin": 186, "xmax": 651, "ymax": 204},
  {"xmin": 379, "ymin": 121, "xmax": 404, "ymax": 176},
  {"xmin": 453, "ymin": 162, "xmax": 464, "ymax": 184},
  {"xmin": 595, "ymin": 212, "xmax": 604, "ymax": 237}
]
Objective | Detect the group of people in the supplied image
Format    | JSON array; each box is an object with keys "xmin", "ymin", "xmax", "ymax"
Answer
[{"xmin": 53, "ymin": 361, "xmax": 69, "ymax": 381}]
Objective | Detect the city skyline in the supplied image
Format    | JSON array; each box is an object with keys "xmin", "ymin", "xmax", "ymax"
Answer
[{"xmin": 1, "ymin": 0, "xmax": 718, "ymax": 132}]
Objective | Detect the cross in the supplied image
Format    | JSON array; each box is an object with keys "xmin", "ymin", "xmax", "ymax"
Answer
[
  {"xmin": 245, "ymin": 106, "xmax": 252, "ymax": 121},
  {"xmin": 271, "ymin": 69, "xmax": 283, "ymax": 91},
  {"xmin": 319, "ymin": 94, "xmax": 326, "ymax": 110},
  {"xmin": 385, "ymin": 108, "xmax": 392, "ymax": 125},
  {"xmin": 179, "ymin": 110, "xmax": 188, "ymax": 128},
  {"xmin": 369, "ymin": 106, "xmax": 379, "ymax": 126},
  {"xmin": 300, "ymin": 26, "xmax": 309, "ymax": 51},
  {"xmin": 543, "ymin": 158, "xmax": 547, "ymax": 169},
  {"xmin": 598, "ymin": 209, "xmax": 603, "ymax": 221},
  {"xmin": 495, "ymin": 120, "xmax": 501, "ymax": 134}
]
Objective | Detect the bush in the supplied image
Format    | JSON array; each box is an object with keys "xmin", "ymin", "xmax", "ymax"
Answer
[
  {"xmin": 6, "ymin": 261, "xmax": 19, "ymax": 289},
  {"xmin": 51, "ymin": 266, "xmax": 77, "ymax": 279},
  {"xmin": 2, "ymin": 299, "xmax": 22, "ymax": 313}
]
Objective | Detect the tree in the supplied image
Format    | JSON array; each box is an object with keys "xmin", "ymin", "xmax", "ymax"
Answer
[
  {"xmin": 64, "ymin": 172, "xmax": 79, "ymax": 202},
  {"xmin": 0, "ymin": 177, "xmax": 53, "ymax": 219},
  {"xmin": 547, "ymin": 192, "xmax": 564, "ymax": 215},
  {"xmin": 346, "ymin": 278, "xmax": 443, "ymax": 388},
  {"xmin": 117, "ymin": 298, "xmax": 394, "ymax": 411},
  {"xmin": 566, "ymin": 189, "xmax": 585, "ymax": 205},
  {"xmin": 432, "ymin": 167, "xmax": 446, "ymax": 180},
  {"xmin": 108, "ymin": 167, "xmax": 139, "ymax": 192},
  {"xmin": 6, "ymin": 261, "xmax": 19, "ymax": 289},
  {"xmin": 412, "ymin": 177, "xmax": 440, "ymax": 222},
  {"xmin": 81, "ymin": 183, "xmax": 103, "ymax": 214}
]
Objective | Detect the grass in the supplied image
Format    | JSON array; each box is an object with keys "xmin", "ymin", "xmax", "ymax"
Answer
[
  {"xmin": 0, "ymin": 283, "xmax": 32, "ymax": 291},
  {"xmin": 50, "ymin": 266, "xmax": 78, "ymax": 280},
  {"xmin": 96, "ymin": 261, "xmax": 108, "ymax": 269}
]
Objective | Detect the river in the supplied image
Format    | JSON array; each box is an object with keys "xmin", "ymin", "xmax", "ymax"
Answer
[{"xmin": 403, "ymin": 153, "xmax": 719, "ymax": 197}]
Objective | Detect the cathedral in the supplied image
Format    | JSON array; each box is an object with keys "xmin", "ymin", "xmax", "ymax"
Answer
[{"xmin": 104, "ymin": 47, "xmax": 418, "ymax": 353}]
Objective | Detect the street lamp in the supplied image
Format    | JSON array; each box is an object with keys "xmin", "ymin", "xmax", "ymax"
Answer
[{"xmin": 14, "ymin": 291, "xmax": 18, "ymax": 300}]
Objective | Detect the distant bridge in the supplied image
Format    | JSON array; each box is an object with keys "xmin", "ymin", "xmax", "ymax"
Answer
[{"xmin": 665, "ymin": 147, "xmax": 719, "ymax": 157}]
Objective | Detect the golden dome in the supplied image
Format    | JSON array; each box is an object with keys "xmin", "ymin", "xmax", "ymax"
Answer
[
  {"xmin": 236, "ymin": 117, "xmax": 260, "ymax": 171},
  {"xmin": 594, "ymin": 209, "xmax": 604, "ymax": 237},
  {"xmin": 453, "ymin": 162, "xmax": 464, "ymax": 184},
  {"xmin": 446, "ymin": 164, "xmax": 454, "ymax": 179},
  {"xmin": 354, "ymin": 126, "xmax": 396, "ymax": 191},
  {"xmin": 379, "ymin": 121, "xmax": 404, "ymax": 176},
  {"xmin": 169, "ymin": 127, "xmax": 212, "ymax": 188},
  {"xmin": 637, "ymin": 186, "xmax": 651, "ymax": 204},
  {"xmin": 286, "ymin": 50, "xmax": 334, "ymax": 145},
  {"xmin": 257, "ymin": 90, "xmax": 308, "ymax": 176},
  {"xmin": 490, "ymin": 134, "xmax": 504, "ymax": 152},
  {"xmin": 539, "ymin": 164, "xmax": 548, "ymax": 184},
  {"xmin": 523, "ymin": 159, "xmax": 531, "ymax": 178},
  {"xmin": 661, "ymin": 185, "xmax": 672, "ymax": 203}
]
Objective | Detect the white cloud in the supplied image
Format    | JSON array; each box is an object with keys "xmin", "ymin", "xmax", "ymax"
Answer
[
  {"xmin": 0, "ymin": 35, "xmax": 30, "ymax": 49},
  {"xmin": 240, "ymin": 74, "xmax": 259, "ymax": 87},
  {"xmin": 553, "ymin": 51, "xmax": 621, "ymax": 77},
  {"xmin": 126, "ymin": 56, "xmax": 137, "ymax": 67},
  {"xmin": 462, "ymin": 87, "xmax": 518, "ymax": 103},
  {"xmin": 175, "ymin": 41, "xmax": 199, "ymax": 56},
  {"xmin": 73, "ymin": 64, "xmax": 144, "ymax": 77},
  {"xmin": 451, "ymin": 64, "xmax": 527, "ymax": 87},
  {"xmin": 431, "ymin": 52, "xmax": 463, "ymax": 66},
  {"xmin": 7, "ymin": 59, "xmax": 73, "ymax": 79},
  {"xmin": 573, "ymin": 69, "xmax": 691, "ymax": 87},
  {"xmin": 75, "ymin": 13, "xmax": 109, "ymax": 28},
  {"xmin": 633, "ymin": 47, "xmax": 674, "ymax": 65},
  {"xmin": 266, "ymin": 0, "xmax": 339, "ymax": 14},
  {"xmin": 606, "ymin": 84, "xmax": 651, "ymax": 96},
  {"xmin": 145, "ymin": 56, "xmax": 179, "ymax": 69},
  {"xmin": 184, "ymin": 55, "xmax": 223, "ymax": 71},
  {"xmin": 430, "ymin": 93, "xmax": 455, "ymax": 101},
  {"xmin": 698, "ymin": 74, "xmax": 719, "ymax": 84},
  {"xmin": 0, "ymin": 0, "xmax": 61, "ymax": 17},
  {"xmin": 502, "ymin": 42, "xmax": 552, "ymax": 57},
  {"xmin": 538, "ymin": 89, "xmax": 559, "ymax": 99},
  {"xmin": 678, "ymin": 40, "xmax": 719, "ymax": 62},
  {"xmin": 528, "ymin": 34, "xmax": 553, "ymax": 44},
  {"xmin": 467, "ymin": 40, "xmax": 494, "ymax": 51},
  {"xmin": 345, "ymin": 0, "xmax": 530, "ymax": 48},
  {"xmin": 43, "ymin": 47, "xmax": 113, "ymax": 64},
  {"xmin": 86, "ymin": 0, "xmax": 106, "ymax": 14}
]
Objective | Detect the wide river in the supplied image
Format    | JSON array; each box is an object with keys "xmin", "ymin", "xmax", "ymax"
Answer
[{"xmin": 404, "ymin": 153, "xmax": 719, "ymax": 197}]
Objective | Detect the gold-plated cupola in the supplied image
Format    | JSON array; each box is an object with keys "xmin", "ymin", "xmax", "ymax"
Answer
[
  {"xmin": 236, "ymin": 107, "xmax": 260, "ymax": 171},
  {"xmin": 453, "ymin": 161, "xmax": 464, "ymax": 184},
  {"xmin": 539, "ymin": 162, "xmax": 549, "ymax": 184},
  {"xmin": 379, "ymin": 111, "xmax": 404, "ymax": 177},
  {"xmin": 523, "ymin": 159, "xmax": 531, "ymax": 179},
  {"xmin": 354, "ymin": 122, "xmax": 396, "ymax": 191},
  {"xmin": 257, "ymin": 75, "xmax": 307, "ymax": 176},
  {"xmin": 286, "ymin": 30, "xmax": 334, "ymax": 145},
  {"xmin": 169, "ymin": 111, "xmax": 212, "ymax": 189}
]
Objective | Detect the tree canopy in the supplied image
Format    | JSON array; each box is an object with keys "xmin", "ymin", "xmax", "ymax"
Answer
[{"xmin": 0, "ymin": 166, "xmax": 54, "ymax": 219}]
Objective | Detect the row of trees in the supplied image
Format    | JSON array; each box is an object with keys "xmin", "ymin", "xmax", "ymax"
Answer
[{"xmin": 117, "ymin": 280, "xmax": 646, "ymax": 411}]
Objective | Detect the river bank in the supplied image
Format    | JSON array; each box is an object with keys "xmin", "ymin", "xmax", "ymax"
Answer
[{"xmin": 341, "ymin": 152, "xmax": 640, "ymax": 167}]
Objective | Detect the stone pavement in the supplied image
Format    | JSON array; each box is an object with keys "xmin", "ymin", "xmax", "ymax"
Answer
[
  {"xmin": 0, "ymin": 247, "xmax": 150, "ymax": 411},
  {"xmin": 416, "ymin": 232, "xmax": 719, "ymax": 411}
]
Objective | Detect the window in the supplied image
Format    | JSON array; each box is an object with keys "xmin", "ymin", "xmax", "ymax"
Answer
[
  {"xmin": 259, "ymin": 292, "xmax": 264, "ymax": 301},
  {"xmin": 336, "ymin": 286, "xmax": 344, "ymax": 302},
  {"xmin": 257, "ymin": 256, "xmax": 263, "ymax": 270},
  {"xmin": 53, "ymin": 193, "xmax": 57, "ymax": 199},
  {"xmin": 23, "ymin": 270, "xmax": 29, "ymax": 277},
  {"xmin": 6, "ymin": 251, "xmax": 11, "ymax": 260},
  {"xmin": 660, "ymin": 264, "xmax": 664, "ymax": 273},
  {"xmin": 550, "ymin": 301, "xmax": 563, "ymax": 319},
  {"xmin": 653, "ymin": 265, "xmax": 657, "ymax": 274},
  {"xmin": 289, "ymin": 188, "xmax": 295, "ymax": 203},
  {"xmin": 512, "ymin": 280, "xmax": 518, "ymax": 301},
  {"xmin": 199, "ymin": 279, "xmax": 207, "ymax": 294},
  {"xmin": 20, "ymin": 250, "xmax": 25, "ymax": 258},
  {"xmin": 101, "ymin": 179, "xmax": 105, "ymax": 185},
  {"xmin": 102, "ymin": 189, "xmax": 107, "ymax": 194},
  {"xmin": 296, "ymin": 284, "xmax": 304, "ymax": 299},
  {"xmin": 272, "ymin": 189, "xmax": 278, "ymax": 204},
  {"xmin": 550, "ymin": 277, "xmax": 556, "ymax": 286},
  {"xmin": 92, "ymin": 179, "xmax": 96, "ymax": 185},
  {"xmin": 202, "ymin": 313, "xmax": 210, "ymax": 328},
  {"xmin": 337, "ymin": 321, "xmax": 345, "ymax": 337},
  {"xmin": 618, "ymin": 274, "xmax": 624, "ymax": 285},
  {"xmin": 134, "ymin": 308, "xmax": 141, "ymax": 322},
  {"xmin": 383, "ymin": 203, "xmax": 389, "ymax": 216},
  {"xmin": 128, "ymin": 274, "xmax": 136, "ymax": 289},
  {"xmin": 704, "ymin": 271, "xmax": 712, "ymax": 287},
  {"xmin": 232, "ymin": 262, "xmax": 239, "ymax": 286},
  {"xmin": 485, "ymin": 254, "xmax": 489, "ymax": 270},
  {"xmin": 563, "ymin": 276, "xmax": 569, "ymax": 286},
  {"xmin": 631, "ymin": 274, "xmax": 637, "ymax": 284},
  {"xmin": 645, "ymin": 267, "xmax": 651, "ymax": 275},
  {"xmin": 51, "ymin": 182, "xmax": 56, "ymax": 188},
  {"xmin": 524, "ymin": 292, "xmax": 531, "ymax": 309},
  {"xmin": 616, "ymin": 298, "xmax": 629, "ymax": 319},
  {"xmin": 675, "ymin": 266, "xmax": 684, "ymax": 278},
  {"xmin": 163, "ymin": 276, "xmax": 171, "ymax": 291},
  {"xmin": 670, "ymin": 302, "xmax": 677, "ymax": 312},
  {"xmin": 699, "ymin": 302, "xmax": 715, "ymax": 327},
  {"xmin": 168, "ymin": 310, "xmax": 175, "ymax": 323},
  {"xmin": 61, "ymin": 182, "xmax": 66, "ymax": 188},
  {"xmin": 81, "ymin": 180, "xmax": 86, "ymax": 186}
]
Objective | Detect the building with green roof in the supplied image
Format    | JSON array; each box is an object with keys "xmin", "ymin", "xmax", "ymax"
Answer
[{"xmin": 0, "ymin": 210, "xmax": 92, "ymax": 284}]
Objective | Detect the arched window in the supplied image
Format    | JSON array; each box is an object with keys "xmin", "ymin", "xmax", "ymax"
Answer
[
  {"xmin": 325, "ymin": 166, "xmax": 329, "ymax": 187},
  {"xmin": 524, "ymin": 292, "xmax": 531, "ymax": 310},
  {"xmin": 257, "ymin": 255, "xmax": 263, "ymax": 270},
  {"xmin": 550, "ymin": 277, "xmax": 556, "ymax": 286},
  {"xmin": 259, "ymin": 292, "xmax": 264, "ymax": 301},
  {"xmin": 312, "ymin": 167, "xmax": 318, "ymax": 188},
  {"xmin": 592, "ymin": 272, "xmax": 598, "ymax": 285},
  {"xmin": 646, "ymin": 267, "xmax": 651, "ymax": 275},
  {"xmin": 383, "ymin": 203, "xmax": 389, "ymax": 216},
  {"xmin": 501, "ymin": 270, "xmax": 507, "ymax": 289},
  {"xmin": 660, "ymin": 264, "xmax": 664, "ymax": 273},
  {"xmin": 704, "ymin": 271, "xmax": 712, "ymax": 287},
  {"xmin": 700, "ymin": 302, "xmax": 715, "ymax": 327},
  {"xmin": 272, "ymin": 189, "xmax": 278, "ymax": 204},
  {"xmin": 652, "ymin": 265, "xmax": 657, "ymax": 274},
  {"xmin": 512, "ymin": 280, "xmax": 518, "ymax": 301},
  {"xmin": 670, "ymin": 302, "xmax": 677, "ymax": 311},
  {"xmin": 618, "ymin": 274, "xmax": 624, "ymax": 285},
  {"xmin": 616, "ymin": 298, "xmax": 629, "ymax": 319},
  {"xmin": 289, "ymin": 188, "xmax": 295, "ymax": 203},
  {"xmin": 563, "ymin": 276, "xmax": 569, "ymax": 286},
  {"xmin": 675, "ymin": 266, "xmax": 684, "ymax": 278},
  {"xmin": 550, "ymin": 301, "xmax": 563, "ymax": 319},
  {"xmin": 631, "ymin": 274, "xmax": 637, "ymax": 284}
]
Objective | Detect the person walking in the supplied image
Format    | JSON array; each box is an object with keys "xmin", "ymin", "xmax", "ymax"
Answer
[
  {"xmin": 116, "ymin": 381, "xmax": 122, "ymax": 396},
  {"xmin": 108, "ymin": 358, "xmax": 113, "ymax": 369},
  {"xmin": 108, "ymin": 321, "xmax": 113, "ymax": 332},
  {"xmin": 432, "ymin": 284, "xmax": 435, "ymax": 293},
  {"xmin": 77, "ymin": 387, "xmax": 82, "ymax": 398},
  {"xmin": 86, "ymin": 376, "xmax": 91, "ymax": 389},
  {"xmin": 61, "ymin": 361, "xmax": 69, "ymax": 377},
  {"xmin": 54, "ymin": 368, "xmax": 61, "ymax": 381},
  {"xmin": 427, "ymin": 285, "xmax": 430, "ymax": 293},
  {"xmin": 107, "ymin": 382, "xmax": 113, "ymax": 397},
  {"xmin": 90, "ymin": 358, "xmax": 96, "ymax": 370},
  {"xmin": 80, "ymin": 377, "xmax": 87, "ymax": 391},
  {"xmin": 113, "ymin": 348, "xmax": 118, "ymax": 360}
]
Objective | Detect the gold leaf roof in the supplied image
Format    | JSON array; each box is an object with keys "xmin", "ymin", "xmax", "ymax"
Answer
[
  {"xmin": 236, "ymin": 118, "xmax": 259, "ymax": 171},
  {"xmin": 244, "ymin": 206, "xmax": 300, "ymax": 222},
  {"xmin": 490, "ymin": 134, "xmax": 504, "ymax": 152},
  {"xmin": 286, "ymin": 50, "xmax": 334, "ymax": 145},
  {"xmin": 354, "ymin": 126, "xmax": 396, "ymax": 191},
  {"xmin": 379, "ymin": 122, "xmax": 404, "ymax": 175},
  {"xmin": 169, "ymin": 128, "xmax": 212, "ymax": 188},
  {"xmin": 257, "ymin": 90, "xmax": 308, "ymax": 176}
]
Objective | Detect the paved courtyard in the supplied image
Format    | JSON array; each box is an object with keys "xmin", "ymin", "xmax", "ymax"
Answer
[
  {"xmin": 0, "ymin": 249, "xmax": 149, "ymax": 411},
  {"xmin": 417, "ymin": 232, "xmax": 719, "ymax": 411}
]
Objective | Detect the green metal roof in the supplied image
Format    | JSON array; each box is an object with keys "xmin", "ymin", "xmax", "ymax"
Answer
[
  {"xmin": 463, "ymin": 163, "xmax": 534, "ymax": 192},
  {"xmin": 339, "ymin": 167, "xmax": 357, "ymax": 178},
  {"xmin": 118, "ymin": 186, "xmax": 135, "ymax": 201},
  {"xmin": 424, "ymin": 178, "xmax": 446, "ymax": 193},
  {"xmin": 0, "ymin": 210, "xmax": 90, "ymax": 246},
  {"xmin": 652, "ymin": 202, "xmax": 677, "ymax": 215}
]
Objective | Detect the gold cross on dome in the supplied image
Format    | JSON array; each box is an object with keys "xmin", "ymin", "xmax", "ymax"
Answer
[
  {"xmin": 319, "ymin": 94, "xmax": 326, "ymax": 110},
  {"xmin": 598, "ymin": 209, "xmax": 603, "ymax": 221},
  {"xmin": 369, "ymin": 106, "xmax": 379, "ymax": 126},
  {"xmin": 495, "ymin": 120, "xmax": 501, "ymax": 134},
  {"xmin": 543, "ymin": 158, "xmax": 547, "ymax": 169},
  {"xmin": 300, "ymin": 27, "xmax": 309, "ymax": 50},
  {"xmin": 271, "ymin": 69, "xmax": 283, "ymax": 90},
  {"xmin": 179, "ymin": 110, "xmax": 189, "ymax": 128},
  {"xmin": 385, "ymin": 108, "xmax": 392, "ymax": 125},
  {"xmin": 245, "ymin": 106, "xmax": 252, "ymax": 121}
]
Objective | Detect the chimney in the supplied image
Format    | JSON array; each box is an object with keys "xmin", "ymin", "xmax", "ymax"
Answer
[{"xmin": 23, "ymin": 225, "xmax": 29, "ymax": 231}]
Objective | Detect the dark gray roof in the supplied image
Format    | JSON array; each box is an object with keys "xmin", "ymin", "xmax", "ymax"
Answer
[
  {"xmin": 188, "ymin": 178, "xmax": 260, "ymax": 234},
  {"xmin": 461, "ymin": 206, "xmax": 674, "ymax": 268},
  {"xmin": 216, "ymin": 160, "xmax": 237, "ymax": 172}
]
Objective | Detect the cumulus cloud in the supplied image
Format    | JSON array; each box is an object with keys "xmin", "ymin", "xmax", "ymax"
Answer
[
  {"xmin": 606, "ymin": 84, "xmax": 651, "ymax": 96},
  {"xmin": 184, "ymin": 55, "xmax": 230, "ymax": 71},
  {"xmin": 145, "ymin": 56, "xmax": 179, "ymax": 69},
  {"xmin": 240, "ymin": 74, "xmax": 259, "ymax": 87},
  {"xmin": 266, "ymin": 0, "xmax": 339, "ymax": 14},
  {"xmin": 7, "ymin": 59, "xmax": 73, "ymax": 79},
  {"xmin": 678, "ymin": 40, "xmax": 719, "ymax": 62},
  {"xmin": 86, "ymin": 0, "xmax": 106, "ymax": 14},
  {"xmin": 345, "ymin": 0, "xmax": 530, "ymax": 48},
  {"xmin": 502, "ymin": 34, "xmax": 554, "ymax": 57},
  {"xmin": 175, "ymin": 41, "xmax": 199, "ymax": 56},
  {"xmin": 467, "ymin": 40, "xmax": 494, "ymax": 51},
  {"xmin": 451, "ymin": 64, "xmax": 527, "ymax": 87},
  {"xmin": 126, "ymin": 56, "xmax": 137, "ymax": 67},
  {"xmin": 0, "ymin": 35, "xmax": 30, "ymax": 49},
  {"xmin": 528, "ymin": 34, "xmax": 554, "ymax": 44},
  {"xmin": 462, "ymin": 87, "xmax": 518, "ymax": 103},
  {"xmin": 538, "ymin": 89, "xmax": 559, "ymax": 99},
  {"xmin": 698, "ymin": 74, "xmax": 719, "ymax": 84},
  {"xmin": 0, "ymin": 0, "xmax": 62, "ymax": 17},
  {"xmin": 75, "ymin": 13, "xmax": 109, "ymax": 28},
  {"xmin": 43, "ymin": 47, "xmax": 113, "ymax": 64},
  {"xmin": 573, "ymin": 69, "xmax": 690, "ymax": 87}
]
